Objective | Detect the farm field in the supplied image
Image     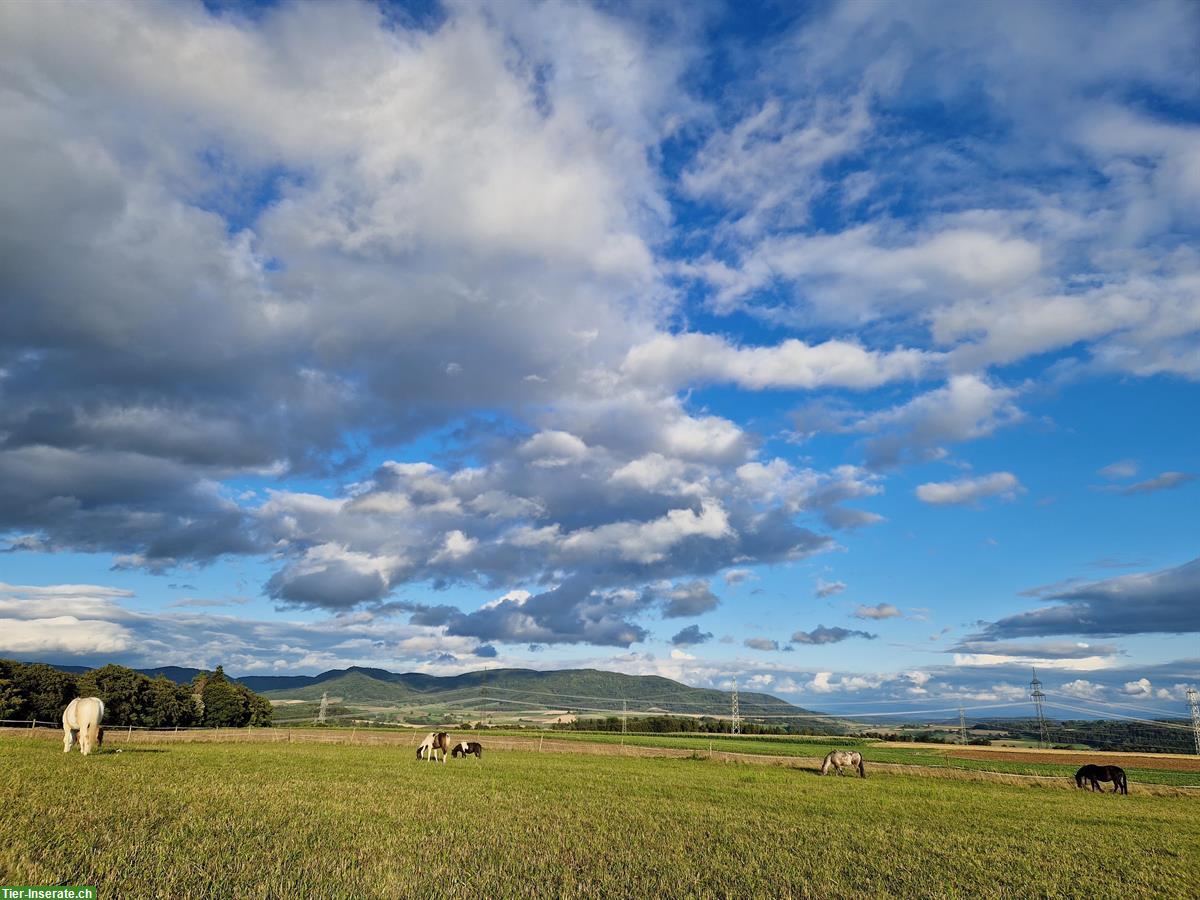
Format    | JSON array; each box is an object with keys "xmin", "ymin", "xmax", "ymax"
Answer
[
  {"xmin": 2, "ymin": 733, "xmax": 1198, "ymax": 899},
  {"xmin": 479, "ymin": 730, "xmax": 1200, "ymax": 787}
]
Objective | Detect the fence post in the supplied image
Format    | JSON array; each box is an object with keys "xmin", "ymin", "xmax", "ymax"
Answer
[
  {"xmin": 539, "ymin": 734, "xmax": 544, "ymax": 753},
  {"xmin": 29, "ymin": 718, "xmax": 35, "ymax": 738}
]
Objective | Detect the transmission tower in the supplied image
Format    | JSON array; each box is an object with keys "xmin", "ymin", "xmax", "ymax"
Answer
[
  {"xmin": 1029, "ymin": 669, "xmax": 1049, "ymax": 749},
  {"xmin": 316, "ymin": 691, "xmax": 329, "ymax": 725},
  {"xmin": 1187, "ymin": 687, "xmax": 1200, "ymax": 756},
  {"xmin": 621, "ymin": 699, "xmax": 628, "ymax": 735},
  {"xmin": 730, "ymin": 677, "xmax": 741, "ymax": 735},
  {"xmin": 958, "ymin": 706, "xmax": 967, "ymax": 745}
]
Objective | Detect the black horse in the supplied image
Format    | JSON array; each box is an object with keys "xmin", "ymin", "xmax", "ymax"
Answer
[
  {"xmin": 452, "ymin": 740, "xmax": 483, "ymax": 759},
  {"xmin": 1075, "ymin": 764, "xmax": 1128, "ymax": 795}
]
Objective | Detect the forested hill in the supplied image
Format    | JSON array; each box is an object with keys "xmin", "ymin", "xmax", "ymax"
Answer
[
  {"xmin": 43, "ymin": 662, "xmax": 816, "ymax": 718},
  {"xmin": 248, "ymin": 666, "xmax": 815, "ymax": 718}
]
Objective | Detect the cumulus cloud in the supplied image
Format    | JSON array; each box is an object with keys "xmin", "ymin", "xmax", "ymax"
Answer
[
  {"xmin": 852, "ymin": 603, "xmax": 902, "ymax": 620},
  {"xmin": 2, "ymin": 0, "xmax": 1198, "ymax": 663},
  {"xmin": 847, "ymin": 376, "xmax": 1024, "ymax": 469},
  {"xmin": 744, "ymin": 637, "xmax": 781, "ymax": 651},
  {"xmin": 1121, "ymin": 678, "xmax": 1153, "ymax": 697},
  {"xmin": 915, "ymin": 472, "xmax": 1022, "ymax": 506},
  {"xmin": 0, "ymin": 616, "xmax": 135, "ymax": 655},
  {"xmin": 722, "ymin": 568, "xmax": 753, "ymax": 586},
  {"xmin": 815, "ymin": 579, "xmax": 846, "ymax": 598},
  {"xmin": 1060, "ymin": 679, "xmax": 1106, "ymax": 700},
  {"xmin": 971, "ymin": 556, "xmax": 1200, "ymax": 639},
  {"xmin": 650, "ymin": 580, "xmax": 721, "ymax": 618},
  {"xmin": 622, "ymin": 332, "xmax": 936, "ymax": 391},
  {"xmin": 670, "ymin": 625, "xmax": 713, "ymax": 646},
  {"xmin": 790, "ymin": 625, "xmax": 876, "ymax": 645}
]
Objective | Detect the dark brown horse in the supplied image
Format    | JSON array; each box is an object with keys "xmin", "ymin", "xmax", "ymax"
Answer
[
  {"xmin": 1075, "ymin": 764, "xmax": 1128, "ymax": 794},
  {"xmin": 452, "ymin": 740, "xmax": 483, "ymax": 759}
]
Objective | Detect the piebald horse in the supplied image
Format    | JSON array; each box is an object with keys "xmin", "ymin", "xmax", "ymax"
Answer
[
  {"xmin": 1075, "ymin": 764, "xmax": 1128, "ymax": 795},
  {"xmin": 452, "ymin": 740, "xmax": 483, "ymax": 759},
  {"xmin": 417, "ymin": 731, "xmax": 450, "ymax": 763},
  {"xmin": 63, "ymin": 697, "xmax": 105, "ymax": 756},
  {"xmin": 819, "ymin": 750, "xmax": 866, "ymax": 778}
]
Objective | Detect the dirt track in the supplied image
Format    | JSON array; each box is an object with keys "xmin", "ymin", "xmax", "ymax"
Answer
[{"xmin": 946, "ymin": 748, "xmax": 1200, "ymax": 772}]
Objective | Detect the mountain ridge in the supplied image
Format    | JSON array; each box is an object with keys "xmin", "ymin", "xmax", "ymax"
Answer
[{"xmin": 38, "ymin": 661, "xmax": 821, "ymax": 719}]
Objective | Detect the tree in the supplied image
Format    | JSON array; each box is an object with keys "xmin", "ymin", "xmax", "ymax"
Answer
[
  {"xmin": 246, "ymin": 690, "xmax": 273, "ymax": 727},
  {"xmin": 200, "ymin": 666, "xmax": 248, "ymax": 727},
  {"xmin": 10, "ymin": 662, "xmax": 78, "ymax": 721},
  {"xmin": 144, "ymin": 676, "xmax": 199, "ymax": 727},
  {"xmin": 77, "ymin": 664, "xmax": 150, "ymax": 726}
]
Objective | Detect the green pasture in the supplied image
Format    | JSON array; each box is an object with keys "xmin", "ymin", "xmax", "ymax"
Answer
[{"xmin": 2, "ymin": 733, "xmax": 1198, "ymax": 899}]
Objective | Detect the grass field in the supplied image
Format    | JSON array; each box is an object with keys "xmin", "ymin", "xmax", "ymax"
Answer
[{"xmin": 2, "ymin": 733, "xmax": 1198, "ymax": 898}]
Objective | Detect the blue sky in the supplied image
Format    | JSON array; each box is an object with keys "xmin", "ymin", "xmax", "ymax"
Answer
[{"xmin": 1, "ymin": 0, "xmax": 1198, "ymax": 714}]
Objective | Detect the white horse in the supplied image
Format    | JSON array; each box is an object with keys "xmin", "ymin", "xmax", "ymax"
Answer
[
  {"xmin": 819, "ymin": 749, "xmax": 866, "ymax": 778},
  {"xmin": 63, "ymin": 697, "xmax": 106, "ymax": 756},
  {"xmin": 416, "ymin": 731, "xmax": 449, "ymax": 763}
]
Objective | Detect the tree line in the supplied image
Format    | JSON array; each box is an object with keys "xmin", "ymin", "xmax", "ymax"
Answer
[{"xmin": 0, "ymin": 660, "xmax": 272, "ymax": 728}]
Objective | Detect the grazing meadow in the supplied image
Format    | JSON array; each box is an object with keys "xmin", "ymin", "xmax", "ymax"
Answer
[{"xmin": 2, "ymin": 732, "xmax": 1198, "ymax": 898}]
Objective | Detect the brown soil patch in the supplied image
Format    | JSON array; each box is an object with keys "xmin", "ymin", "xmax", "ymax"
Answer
[{"xmin": 946, "ymin": 748, "xmax": 1200, "ymax": 772}]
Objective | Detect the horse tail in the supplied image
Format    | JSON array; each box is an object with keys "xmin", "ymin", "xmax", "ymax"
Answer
[{"xmin": 857, "ymin": 755, "xmax": 866, "ymax": 778}]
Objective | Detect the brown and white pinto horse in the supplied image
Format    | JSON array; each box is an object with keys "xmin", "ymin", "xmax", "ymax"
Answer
[
  {"xmin": 63, "ymin": 697, "xmax": 105, "ymax": 756},
  {"xmin": 416, "ymin": 731, "xmax": 450, "ymax": 763},
  {"xmin": 819, "ymin": 750, "xmax": 866, "ymax": 777},
  {"xmin": 452, "ymin": 740, "xmax": 483, "ymax": 759}
]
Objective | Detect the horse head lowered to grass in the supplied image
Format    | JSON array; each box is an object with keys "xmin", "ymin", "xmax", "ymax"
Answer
[
  {"xmin": 1075, "ymin": 764, "xmax": 1128, "ymax": 795},
  {"xmin": 416, "ymin": 731, "xmax": 450, "ymax": 763},
  {"xmin": 452, "ymin": 740, "xmax": 483, "ymax": 759},
  {"xmin": 819, "ymin": 750, "xmax": 866, "ymax": 778},
  {"xmin": 63, "ymin": 697, "xmax": 105, "ymax": 756}
]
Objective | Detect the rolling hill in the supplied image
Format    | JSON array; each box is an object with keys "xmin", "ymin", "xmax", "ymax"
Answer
[
  {"xmin": 251, "ymin": 665, "xmax": 825, "ymax": 720},
  {"xmin": 40, "ymin": 661, "xmax": 833, "ymax": 728}
]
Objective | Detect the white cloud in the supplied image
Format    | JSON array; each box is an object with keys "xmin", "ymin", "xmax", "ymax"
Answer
[
  {"xmin": 854, "ymin": 375, "xmax": 1024, "ymax": 467},
  {"xmin": 1098, "ymin": 460, "xmax": 1138, "ymax": 480},
  {"xmin": 520, "ymin": 431, "xmax": 590, "ymax": 468},
  {"xmin": 0, "ymin": 616, "xmax": 134, "ymax": 655},
  {"xmin": 1060, "ymin": 679, "xmax": 1106, "ymax": 700},
  {"xmin": 561, "ymin": 501, "xmax": 731, "ymax": 564},
  {"xmin": 622, "ymin": 332, "xmax": 936, "ymax": 391},
  {"xmin": 815, "ymin": 579, "xmax": 846, "ymax": 598},
  {"xmin": 852, "ymin": 603, "xmax": 902, "ymax": 620},
  {"xmin": 916, "ymin": 472, "xmax": 1022, "ymax": 507},
  {"xmin": 1121, "ymin": 677, "xmax": 1153, "ymax": 697}
]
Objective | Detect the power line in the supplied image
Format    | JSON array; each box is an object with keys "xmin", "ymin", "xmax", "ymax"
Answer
[
  {"xmin": 1043, "ymin": 699, "xmax": 1195, "ymax": 731},
  {"xmin": 1043, "ymin": 691, "xmax": 1182, "ymax": 719}
]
